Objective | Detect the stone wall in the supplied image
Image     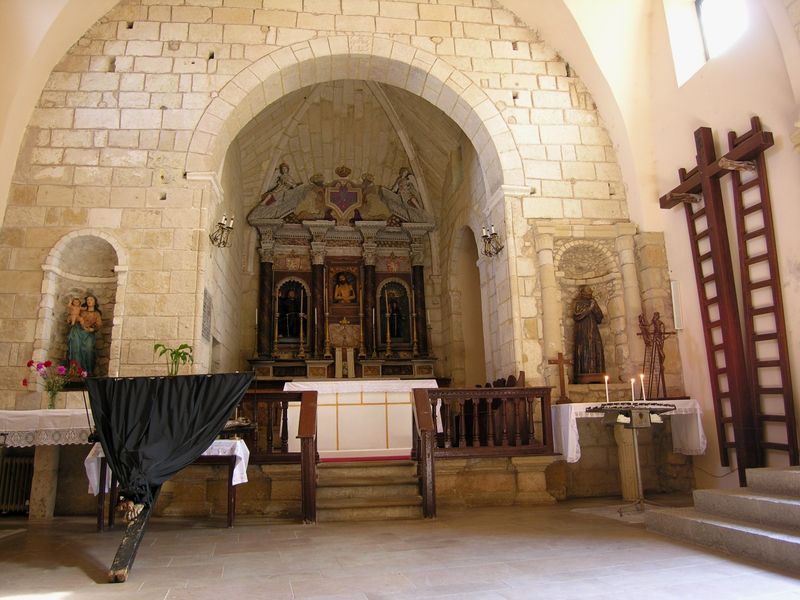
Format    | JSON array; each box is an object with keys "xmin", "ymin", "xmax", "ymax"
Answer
[{"xmin": 1, "ymin": 0, "xmax": 634, "ymax": 398}]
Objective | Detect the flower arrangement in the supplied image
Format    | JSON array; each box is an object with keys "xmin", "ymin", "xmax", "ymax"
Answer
[{"xmin": 22, "ymin": 359, "xmax": 88, "ymax": 409}]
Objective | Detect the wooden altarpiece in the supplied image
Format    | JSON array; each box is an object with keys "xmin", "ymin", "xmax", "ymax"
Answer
[
  {"xmin": 660, "ymin": 117, "xmax": 798, "ymax": 484},
  {"xmin": 247, "ymin": 165, "xmax": 436, "ymax": 380}
]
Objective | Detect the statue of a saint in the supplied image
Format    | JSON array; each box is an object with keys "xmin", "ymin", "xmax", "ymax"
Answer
[
  {"xmin": 67, "ymin": 294, "xmax": 102, "ymax": 376},
  {"xmin": 260, "ymin": 162, "xmax": 299, "ymax": 205},
  {"xmin": 572, "ymin": 286, "xmax": 605, "ymax": 382},
  {"xmin": 388, "ymin": 298, "xmax": 404, "ymax": 338},
  {"xmin": 333, "ymin": 273, "xmax": 355, "ymax": 304},
  {"xmin": 390, "ymin": 167, "xmax": 421, "ymax": 208},
  {"xmin": 278, "ymin": 288, "xmax": 301, "ymax": 338}
]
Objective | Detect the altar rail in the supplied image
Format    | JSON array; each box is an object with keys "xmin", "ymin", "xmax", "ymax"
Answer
[
  {"xmin": 237, "ymin": 387, "xmax": 318, "ymax": 523},
  {"xmin": 412, "ymin": 386, "xmax": 554, "ymax": 518}
]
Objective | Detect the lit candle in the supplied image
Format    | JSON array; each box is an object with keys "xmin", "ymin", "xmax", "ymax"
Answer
[
  {"xmin": 228, "ymin": 215, "xmax": 234, "ymax": 228},
  {"xmin": 221, "ymin": 214, "xmax": 227, "ymax": 226},
  {"xmin": 630, "ymin": 378, "xmax": 636, "ymax": 403},
  {"xmin": 640, "ymin": 373, "xmax": 646, "ymax": 402},
  {"xmin": 604, "ymin": 375, "xmax": 610, "ymax": 403}
]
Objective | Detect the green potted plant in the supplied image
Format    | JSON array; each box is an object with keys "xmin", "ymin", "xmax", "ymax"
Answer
[{"xmin": 153, "ymin": 343, "xmax": 194, "ymax": 376}]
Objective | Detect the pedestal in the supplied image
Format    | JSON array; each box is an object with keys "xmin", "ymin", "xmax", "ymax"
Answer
[
  {"xmin": 512, "ymin": 456, "xmax": 558, "ymax": 504},
  {"xmin": 28, "ymin": 445, "xmax": 60, "ymax": 520},
  {"xmin": 613, "ymin": 423, "xmax": 640, "ymax": 501}
]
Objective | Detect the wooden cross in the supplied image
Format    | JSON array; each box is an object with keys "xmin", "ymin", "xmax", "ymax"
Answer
[{"xmin": 548, "ymin": 352, "xmax": 571, "ymax": 405}]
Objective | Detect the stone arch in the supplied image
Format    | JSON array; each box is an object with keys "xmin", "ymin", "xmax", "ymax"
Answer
[
  {"xmin": 38, "ymin": 229, "xmax": 129, "ymax": 377},
  {"xmin": 554, "ymin": 240, "xmax": 627, "ymax": 382},
  {"xmin": 185, "ymin": 36, "xmax": 524, "ymax": 202}
]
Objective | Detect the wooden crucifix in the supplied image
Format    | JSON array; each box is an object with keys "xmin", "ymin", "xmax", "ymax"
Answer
[{"xmin": 548, "ymin": 352, "xmax": 571, "ymax": 404}]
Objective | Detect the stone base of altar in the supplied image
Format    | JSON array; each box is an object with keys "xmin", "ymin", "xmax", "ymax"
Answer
[{"xmin": 435, "ymin": 456, "xmax": 560, "ymax": 508}]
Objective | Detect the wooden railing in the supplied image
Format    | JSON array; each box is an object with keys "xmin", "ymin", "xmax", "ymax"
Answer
[
  {"xmin": 235, "ymin": 386, "xmax": 318, "ymax": 523},
  {"xmin": 412, "ymin": 385, "xmax": 554, "ymax": 517},
  {"xmin": 412, "ymin": 388, "xmax": 436, "ymax": 518}
]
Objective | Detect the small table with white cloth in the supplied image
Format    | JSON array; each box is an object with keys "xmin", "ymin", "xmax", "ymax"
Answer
[
  {"xmin": 0, "ymin": 409, "xmax": 95, "ymax": 520},
  {"xmin": 551, "ymin": 398, "xmax": 707, "ymax": 463},
  {"xmin": 85, "ymin": 439, "xmax": 250, "ymax": 529}
]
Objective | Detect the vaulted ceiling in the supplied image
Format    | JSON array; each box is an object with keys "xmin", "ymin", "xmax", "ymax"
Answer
[{"xmin": 234, "ymin": 79, "xmax": 468, "ymax": 215}]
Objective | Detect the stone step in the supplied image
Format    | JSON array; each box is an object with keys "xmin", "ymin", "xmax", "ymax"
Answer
[
  {"xmin": 317, "ymin": 481, "xmax": 420, "ymax": 500},
  {"xmin": 317, "ymin": 460, "xmax": 417, "ymax": 481},
  {"xmin": 645, "ymin": 506, "xmax": 800, "ymax": 572},
  {"xmin": 316, "ymin": 495, "xmax": 423, "ymax": 522},
  {"xmin": 746, "ymin": 467, "xmax": 800, "ymax": 498},
  {"xmin": 693, "ymin": 488, "xmax": 800, "ymax": 532}
]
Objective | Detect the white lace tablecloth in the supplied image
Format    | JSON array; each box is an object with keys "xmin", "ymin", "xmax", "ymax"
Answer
[
  {"xmin": 0, "ymin": 409, "xmax": 94, "ymax": 447},
  {"xmin": 552, "ymin": 399, "xmax": 707, "ymax": 463},
  {"xmin": 84, "ymin": 439, "xmax": 250, "ymax": 495}
]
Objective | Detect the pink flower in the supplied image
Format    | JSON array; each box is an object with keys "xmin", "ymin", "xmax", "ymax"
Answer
[
  {"xmin": 36, "ymin": 362, "xmax": 43, "ymax": 370},
  {"xmin": 80, "ymin": 370, "xmax": 88, "ymax": 378},
  {"xmin": 56, "ymin": 365, "xmax": 66, "ymax": 375}
]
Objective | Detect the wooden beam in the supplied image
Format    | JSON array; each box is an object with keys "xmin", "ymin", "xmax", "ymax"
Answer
[{"xmin": 108, "ymin": 487, "xmax": 160, "ymax": 583}]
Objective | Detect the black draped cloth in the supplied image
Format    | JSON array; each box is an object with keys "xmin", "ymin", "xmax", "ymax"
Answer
[{"xmin": 87, "ymin": 372, "xmax": 254, "ymax": 506}]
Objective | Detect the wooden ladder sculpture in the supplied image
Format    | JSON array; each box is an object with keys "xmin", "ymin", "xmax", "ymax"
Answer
[{"xmin": 660, "ymin": 117, "xmax": 798, "ymax": 485}]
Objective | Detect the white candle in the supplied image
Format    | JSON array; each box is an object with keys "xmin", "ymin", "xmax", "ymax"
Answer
[
  {"xmin": 482, "ymin": 227, "xmax": 486, "ymax": 237},
  {"xmin": 491, "ymin": 224, "xmax": 495, "ymax": 234},
  {"xmin": 221, "ymin": 214, "xmax": 227, "ymax": 226},
  {"xmin": 640, "ymin": 373, "xmax": 646, "ymax": 402},
  {"xmin": 630, "ymin": 378, "xmax": 636, "ymax": 402},
  {"xmin": 228, "ymin": 215, "xmax": 234, "ymax": 228},
  {"xmin": 604, "ymin": 375, "xmax": 610, "ymax": 403}
]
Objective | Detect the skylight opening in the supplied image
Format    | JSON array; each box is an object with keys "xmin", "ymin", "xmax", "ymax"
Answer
[{"xmin": 697, "ymin": 0, "xmax": 749, "ymax": 59}]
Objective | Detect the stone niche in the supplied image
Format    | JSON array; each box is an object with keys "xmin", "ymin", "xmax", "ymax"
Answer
[
  {"xmin": 555, "ymin": 238, "xmax": 626, "ymax": 382},
  {"xmin": 43, "ymin": 235, "xmax": 118, "ymax": 379}
]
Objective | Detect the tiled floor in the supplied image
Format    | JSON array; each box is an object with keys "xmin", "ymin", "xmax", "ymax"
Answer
[{"xmin": 1, "ymin": 499, "xmax": 799, "ymax": 600}]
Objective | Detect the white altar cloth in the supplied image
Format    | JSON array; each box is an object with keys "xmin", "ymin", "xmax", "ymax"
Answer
[
  {"xmin": 552, "ymin": 399, "xmax": 707, "ymax": 463},
  {"xmin": 84, "ymin": 439, "xmax": 250, "ymax": 495},
  {"xmin": 284, "ymin": 379, "xmax": 438, "ymax": 458},
  {"xmin": 0, "ymin": 409, "xmax": 94, "ymax": 447}
]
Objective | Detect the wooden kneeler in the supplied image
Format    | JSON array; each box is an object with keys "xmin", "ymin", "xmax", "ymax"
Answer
[{"xmin": 108, "ymin": 487, "xmax": 161, "ymax": 583}]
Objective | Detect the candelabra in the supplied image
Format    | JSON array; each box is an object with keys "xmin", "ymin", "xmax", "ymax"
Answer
[
  {"xmin": 210, "ymin": 214, "xmax": 234, "ymax": 248},
  {"xmin": 481, "ymin": 224, "xmax": 504, "ymax": 257}
]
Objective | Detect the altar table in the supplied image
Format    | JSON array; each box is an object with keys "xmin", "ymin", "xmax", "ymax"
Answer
[
  {"xmin": 85, "ymin": 439, "xmax": 249, "ymax": 528},
  {"xmin": 0, "ymin": 409, "xmax": 94, "ymax": 447},
  {"xmin": 552, "ymin": 399, "xmax": 707, "ymax": 463},
  {"xmin": 284, "ymin": 379, "xmax": 438, "ymax": 458}
]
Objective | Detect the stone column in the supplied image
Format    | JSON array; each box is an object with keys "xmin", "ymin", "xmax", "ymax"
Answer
[
  {"xmin": 250, "ymin": 219, "xmax": 282, "ymax": 357},
  {"xmin": 257, "ymin": 254, "xmax": 274, "ymax": 357},
  {"xmin": 307, "ymin": 222, "xmax": 335, "ymax": 358},
  {"xmin": 357, "ymin": 222, "xmax": 384, "ymax": 357},
  {"xmin": 28, "ymin": 446, "xmax": 60, "ymax": 520},
  {"xmin": 534, "ymin": 227, "xmax": 563, "ymax": 383},
  {"xmin": 403, "ymin": 224, "xmax": 434, "ymax": 355},
  {"xmin": 613, "ymin": 423, "xmax": 642, "ymax": 501},
  {"xmin": 615, "ymin": 227, "xmax": 644, "ymax": 375}
]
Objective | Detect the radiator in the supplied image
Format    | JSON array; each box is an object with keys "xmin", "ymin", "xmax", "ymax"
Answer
[{"xmin": 0, "ymin": 455, "xmax": 34, "ymax": 513}]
